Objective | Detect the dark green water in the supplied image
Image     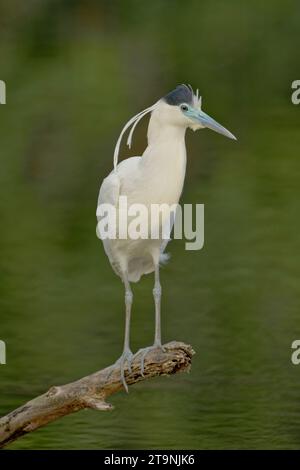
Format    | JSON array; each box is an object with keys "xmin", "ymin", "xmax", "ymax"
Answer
[{"xmin": 1, "ymin": 0, "xmax": 300, "ymax": 449}]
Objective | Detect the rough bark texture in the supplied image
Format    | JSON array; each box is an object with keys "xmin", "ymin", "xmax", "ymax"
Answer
[{"xmin": 0, "ymin": 341, "xmax": 194, "ymax": 448}]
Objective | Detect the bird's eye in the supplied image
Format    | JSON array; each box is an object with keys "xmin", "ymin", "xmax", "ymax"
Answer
[{"xmin": 180, "ymin": 104, "xmax": 188, "ymax": 112}]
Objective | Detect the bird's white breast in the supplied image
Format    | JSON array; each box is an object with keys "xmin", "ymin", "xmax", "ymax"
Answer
[{"xmin": 120, "ymin": 140, "xmax": 187, "ymax": 208}]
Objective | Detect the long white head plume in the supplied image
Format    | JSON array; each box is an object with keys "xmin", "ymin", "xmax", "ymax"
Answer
[
  {"xmin": 194, "ymin": 87, "xmax": 202, "ymax": 109},
  {"xmin": 113, "ymin": 101, "xmax": 159, "ymax": 170}
]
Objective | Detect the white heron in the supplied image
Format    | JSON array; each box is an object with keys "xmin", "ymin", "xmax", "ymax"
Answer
[{"xmin": 97, "ymin": 84, "xmax": 236, "ymax": 391}]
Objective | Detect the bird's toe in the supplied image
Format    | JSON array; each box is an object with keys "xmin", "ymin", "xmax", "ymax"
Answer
[
  {"xmin": 119, "ymin": 349, "xmax": 134, "ymax": 393},
  {"xmin": 136, "ymin": 344, "xmax": 165, "ymax": 377}
]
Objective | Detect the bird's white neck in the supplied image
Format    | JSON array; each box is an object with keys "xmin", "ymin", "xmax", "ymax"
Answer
[
  {"xmin": 143, "ymin": 107, "xmax": 187, "ymax": 164},
  {"xmin": 139, "ymin": 108, "xmax": 187, "ymax": 205},
  {"xmin": 147, "ymin": 108, "xmax": 187, "ymax": 145}
]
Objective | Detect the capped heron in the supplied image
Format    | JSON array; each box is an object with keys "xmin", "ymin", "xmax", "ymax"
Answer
[{"xmin": 97, "ymin": 84, "xmax": 236, "ymax": 391}]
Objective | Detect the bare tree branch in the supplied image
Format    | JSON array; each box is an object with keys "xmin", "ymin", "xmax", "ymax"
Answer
[{"xmin": 0, "ymin": 341, "xmax": 195, "ymax": 448}]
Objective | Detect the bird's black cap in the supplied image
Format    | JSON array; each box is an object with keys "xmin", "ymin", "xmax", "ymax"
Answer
[{"xmin": 163, "ymin": 84, "xmax": 194, "ymax": 106}]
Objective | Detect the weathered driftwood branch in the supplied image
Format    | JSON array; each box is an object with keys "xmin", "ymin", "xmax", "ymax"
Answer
[{"xmin": 0, "ymin": 341, "xmax": 194, "ymax": 448}]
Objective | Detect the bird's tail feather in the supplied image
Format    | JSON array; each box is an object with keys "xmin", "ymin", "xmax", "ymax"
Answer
[{"xmin": 159, "ymin": 252, "xmax": 171, "ymax": 265}]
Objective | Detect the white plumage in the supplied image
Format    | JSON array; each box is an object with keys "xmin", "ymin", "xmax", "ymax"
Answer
[
  {"xmin": 96, "ymin": 85, "xmax": 236, "ymax": 390},
  {"xmin": 97, "ymin": 106, "xmax": 186, "ymax": 282}
]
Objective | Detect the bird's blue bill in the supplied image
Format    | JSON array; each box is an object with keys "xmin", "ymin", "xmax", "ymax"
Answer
[{"xmin": 189, "ymin": 108, "xmax": 237, "ymax": 140}]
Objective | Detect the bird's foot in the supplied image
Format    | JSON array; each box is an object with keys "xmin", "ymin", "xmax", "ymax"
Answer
[
  {"xmin": 136, "ymin": 342, "xmax": 166, "ymax": 377},
  {"xmin": 106, "ymin": 348, "xmax": 134, "ymax": 393}
]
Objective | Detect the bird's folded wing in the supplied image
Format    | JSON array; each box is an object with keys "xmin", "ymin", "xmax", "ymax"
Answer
[{"xmin": 97, "ymin": 171, "xmax": 121, "ymax": 214}]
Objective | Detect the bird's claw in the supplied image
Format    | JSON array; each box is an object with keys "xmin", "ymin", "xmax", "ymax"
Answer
[
  {"xmin": 116, "ymin": 349, "xmax": 134, "ymax": 393},
  {"xmin": 136, "ymin": 343, "xmax": 166, "ymax": 377},
  {"xmin": 105, "ymin": 349, "xmax": 134, "ymax": 393}
]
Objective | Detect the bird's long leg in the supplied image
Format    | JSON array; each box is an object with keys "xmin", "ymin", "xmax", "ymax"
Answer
[
  {"xmin": 118, "ymin": 271, "xmax": 134, "ymax": 392},
  {"xmin": 106, "ymin": 270, "xmax": 133, "ymax": 392},
  {"xmin": 153, "ymin": 263, "xmax": 162, "ymax": 347},
  {"xmin": 137, "ymin": 261, "xmax": 165, "ymax": 376},
  {"xmin": 123, "ymin": 271, "xmax": 133, "ymax": 355}
]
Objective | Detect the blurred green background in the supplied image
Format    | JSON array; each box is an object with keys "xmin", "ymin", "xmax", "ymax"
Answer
[{"xmin": 1, "ymin": 0, "xmax": 300, "ymax": 450}]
